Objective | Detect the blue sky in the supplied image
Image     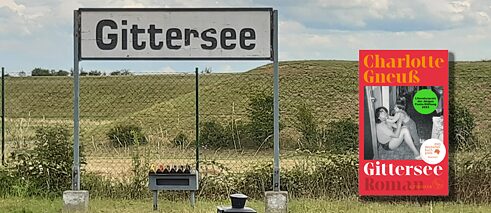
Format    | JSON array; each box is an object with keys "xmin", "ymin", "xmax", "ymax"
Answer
[{"xmin": 1, "ymin": 0, "xmax": 491, "ymax": 75}]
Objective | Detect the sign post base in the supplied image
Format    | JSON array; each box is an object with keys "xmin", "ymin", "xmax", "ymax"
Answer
[{"xmin": 265, "ymin": 191, "xmax": 288, "ymax": 213}]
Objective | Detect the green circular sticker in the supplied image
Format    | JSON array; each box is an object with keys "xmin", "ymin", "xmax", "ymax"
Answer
[{"xmin": 413, "ymin": 89, "xmax": 438, "ymax": 114}]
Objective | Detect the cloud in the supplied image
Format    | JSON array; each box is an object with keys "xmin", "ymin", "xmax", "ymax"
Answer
[
  {"xmin": 161, "ymin": 66, "xmax": 177, "ymax": 73},
  {"xmin": 0, "ymin": 0, "xmax": 26, "ymax": 12},
  {"xmin": 2, "ymin": 0, "xmax": 491, "ymax": 74},
  {"xmin": 270, "ymin": 0, "xmax": 491, "ymax": 31}
]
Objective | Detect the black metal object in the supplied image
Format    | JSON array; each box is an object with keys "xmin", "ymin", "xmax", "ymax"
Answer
[
  {"xmin": 217, "ymin": 207, "xmax": 257, "ymax": 213},
  {"xmin": 195, "ymin": 67, "xmax": 200, "ymax": 172},
  {"xmin": 149, "ymin": 174, "xmax": 198, "ymax": 191},
  {"xmin": 148, "ymin": 165, "xmax": 199, "ymax": 210},
  {"xmin": 1, "ymin": 67, "xmax": 4, "ymax": 166},
  {"xmin": 217, "ymin": 194, "xmax": 257, "ymax": 213}
]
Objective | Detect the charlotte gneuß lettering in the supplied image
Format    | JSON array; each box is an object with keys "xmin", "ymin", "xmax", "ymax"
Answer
[{"xmin": 95, "ymin": 19, "xmax": 257, "ymax": 51}]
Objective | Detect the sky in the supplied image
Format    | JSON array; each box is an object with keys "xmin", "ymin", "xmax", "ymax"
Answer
[{"xmin": 1, "ymin": 0, "xmax": 491, "ymax": 75}]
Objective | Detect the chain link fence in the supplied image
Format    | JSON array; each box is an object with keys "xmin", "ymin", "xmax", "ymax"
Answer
[{"xmin": 1, "ymin": 61, "xmax": 490, "ymax": 198}]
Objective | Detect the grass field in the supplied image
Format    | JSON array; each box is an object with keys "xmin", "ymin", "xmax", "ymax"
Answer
[
  {"xmin": 4, "ymin": 60, "xmax": 489, "ymax": 136},
  {"xmin": 2, "ymin": 60, "xmax": 490, "ymax": 176},
  {"xmin": 1, "ymin": 196, "xmax": 490, "ymax": 213}
]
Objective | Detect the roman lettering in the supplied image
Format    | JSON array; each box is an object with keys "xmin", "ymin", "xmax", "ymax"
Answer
[
  {"xmin": 362, "ymin": 162, "xmax": 444, "ymax": 176},
  {"xmin": 364, "ymin": 70, "xmax": 374, "ymax": 83},
  {"xmin": 414, "ymin": 165, "xmax": 422, "ymax": 176},
  {"xmin": 366, "ymin": 178, "xmax": 374, "ymax": 190},
  {"xmin": 96, "ymin": 19, "xmax": 118, "ymax": 50},
  {"xmin": 148, "ymin": 24, "xmax": 163, "ymax": 50},
  {"xmin": 410, "ymin": 58, "xmax": 421, "ymax": 68},
  {"xmin": 375, "ymin": 161, "xmax": 381, "ymax": 175},
  {"xmin": 406, "ymin": 166, "xmax": 413, "ymax": 176},
  {"xmin": 221, "ymin": 28, "xmax": 236, "ymax": 49},
  {"xmin": 201, "ymin": 28, "xmax": 217, "ymax": 50},
  {"xmin": 423, "ymin": 165, "xmax": 433, "ymax": 176},
  {"xmin": 364, "ymin": 55, "xmax": 374, "ymax": 68},
  {"xmin": 386, "ymin": 58, "xmax": 396, "ymax": 68},
  {"xmin": 92, "ymin": 20, "xmax": 262, "ymax": 53},
  {"xmin": 166, "ymin": 28, "xmax": 182, "ymax": 50},
  {"xmin": 364, "ymin": 162, "xmax": 374, "ymax": 175},
  {"xmin": 121, "ymin": 20, "xmax": 127, "ymax": 50},
  {"xmin": 240, "ymin": 28, "xmax": 256, "ymax": 50},
  {"xmin": 435, "ymin": 57, "xmax": 444, "ymax": 68},
  {"xmin": 410, "ymin": 70, "xmax": 420, "ymax": 83},
  {"xmin": 184, "ymin": 29, "xmax": 199, "ymax": 46},
  {"xmin": 434, "ymin": 166, "xmax": 443, "ymax": 176},
  {"xmin": 395, "ymin": 165, "xmax": 403, "ymax": 176},
  {"xmin": 363, "ymin": 54, "xmax": 446, "ymax": 69},
  {"xmin": 131, "ymin": 25, "xmax": 146, "ymax": 50},
  {"xmin": 386, "ymin": 73, "xmax": 395, "ymax": 83},
  {"xmin": 375, "ymin": 181, "xmax": 383, "ymax": 190}
]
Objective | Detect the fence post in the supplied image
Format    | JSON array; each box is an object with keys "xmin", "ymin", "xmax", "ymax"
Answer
[
  {"xmin": 72, "ymin": 10, "xmax": 81, "ymax": 191},
  {"xmin": 195, "ymin": 67, "xmax": 200, "ymax": 172},
  {"xmin": 1, "ymin": 67, "xmax": 4, "ymax": 166},
  {"xmin": 272, "ymin": 9, "xmax": 280, "ymax": 192}
]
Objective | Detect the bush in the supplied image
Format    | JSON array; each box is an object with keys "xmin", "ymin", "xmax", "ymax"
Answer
[
  {"xmin": 449, "ymin": 102, "xmax": 478, "ymax": 151},
  {"xmin": 198, "ymin": 93, "xmax": 279, "ymax": 150},
  {"xmin": 107, "ymin": 124, "xmax": 147, "ymax": 147},
  {"xmin": 293, "ymin": 103, "xmax": 357, "ymax": 153},
  {"xmin": 0, "ymin": 168, "xmax": 15, "ymax": 197},
  {"xmin": 199, "ymin": 152, "xmax": 358, "ymax": 199},
  {"xmin": 199, "ymin": 120, "xmax": 254, "ymax": 150},
  {"xmin": 8, "ymin": 126, "xmax": 78, "ymax": 196},
  {"xmin": 227, "ymin": 120, "xmax": 253, "ymax": 149},
  {"xmin": 247, "ymin": 93, "xmax": 276, "ymax": 148},
  {"xmin": 294, "ymin": 104, "xmax": 323, "ymax": 150},
  {"xmin": 199, "ymin": 120, "xmax": 231, "ymax": 149},
  {"xmin": 323, "ymin": 118, "xmax": 357, "ymax": 154},
  {"xmin": 454, "ymin": 150, "xmax": 491, "ymax": 203},
  {"xmin": 172, "ymin": 132, "xmax": 191, "ymax": 149},
  {"xmin": 76, "ymin": 149, "xmax": 491, "ymax": 203}
]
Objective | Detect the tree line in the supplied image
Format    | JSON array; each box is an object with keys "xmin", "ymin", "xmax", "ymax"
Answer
[{"xmin": 16, "ymin": 68, "xmax": 133, "ymax": 77}]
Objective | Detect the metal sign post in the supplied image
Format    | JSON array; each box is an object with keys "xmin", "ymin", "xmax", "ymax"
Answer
[
  {"xmin": 71, "ymin": 8, "xmax": 279, "ymax": 209},
  {"xmin": 272, "ymin": 10, "xmax": 280, "ymax": 192},
  {"xmin": 72, "ymin": 10, "xmax": 81, "ymax": 190}
]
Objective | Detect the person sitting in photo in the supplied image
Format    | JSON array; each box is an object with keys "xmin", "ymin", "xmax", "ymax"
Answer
[
  {"xmin": 375, "ymin": 106, "xmax": 421, "ymax": 160},
  {"xmin": 433, "ymin": 86, "xmax": 444, "ymax": 116},
  {"xmin": 386, "ymin": 101, "xmax": 422, "ymax": 144}
]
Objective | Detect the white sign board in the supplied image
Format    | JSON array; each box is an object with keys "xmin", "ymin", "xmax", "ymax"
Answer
[{"xmin": 78, "ymin": 8, "xmax": 272, "ymax": 60}]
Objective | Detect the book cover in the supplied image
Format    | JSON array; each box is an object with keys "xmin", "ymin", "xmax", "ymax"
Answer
[{"xmin": 359, "ymin": 50, "xmax": 449, "ymax": 196}]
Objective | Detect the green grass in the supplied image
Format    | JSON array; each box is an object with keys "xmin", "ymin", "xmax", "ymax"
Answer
[
  {"xmin": 0, "ymin": 196, "xmax": 490, "ymax": 213},
  {"xmin": 2, "ymin": 60, "xmax": 490, "ymax": 175},
  {"xmin": 4, "ymin": 60, "xmax": 489, "ymax": 130}
]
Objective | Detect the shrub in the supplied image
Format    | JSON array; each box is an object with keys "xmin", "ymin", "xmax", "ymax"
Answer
[
  {"xmin": 227, "ymin": 120, "xmax": 253, "ymax": 149},
  {"xmin": 454, "ymin": 150, "xmax": 491, "ymax": 203},
  {"xmin": 76, "ymin": 150, "xmax": 491, "ymax": 203},
  {"xmin": 449, "ymin": 102, "xmax": 478, "ymax": 151},
  {"xmin": 199, "ymin": 120, "xmax": 231, "ymax": 149},
  {"xmin": 323, "ymin": 118, "xmax": 357, "ymax": 154},
  {"xmin": 198, "ymin": 93, "xmax": 279, "ymax": 150},
  {"xmin": 294, "ymin": 104, "xmax": 323, "ymax": 150},
  {"xmin": 107, "ymin": 124, "xmax": 147, "ymax": 147},
  {"xmin": 8, "ymin": 126, "xmax": 79, "ymax": 196},
  {"xmin": 293, "ymin": 103, "xmax": 357, "ymax": 153},
  {"xmin": 0, "ymin": 168, "xmax": 15, "ymax": 197},
  {"xmin": 247, "ymin": 93, "xmax": 276, "ymax": 148},
  {"xmin": 128, "ymin": 136, "xmax": 150, "ymax": 199},
  {"xmin": 172, "ymin": 132, "xmax": 191, "ymax": 149},
  {"xmin": 199, "ymin": 152, "xmax": 359, "ymax": 199}
]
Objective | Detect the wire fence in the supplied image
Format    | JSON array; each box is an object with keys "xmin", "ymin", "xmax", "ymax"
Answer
[{"xmin": 1, "ymin": 61, "xmax": 490, "ymax": 192}]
